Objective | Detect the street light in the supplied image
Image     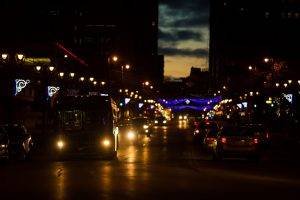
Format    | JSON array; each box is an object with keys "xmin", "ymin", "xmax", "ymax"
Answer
[
  {"xmin": 112, "ymin": 56, "xmax": 118, "ymax": 62},
  {"xmin": 101, "ymin": 81, "xmax": 106, "ymax": 86},
  {"xmin": 125, "ymin": 64, "xmax": 130, "ymax": 69},
  {"xmin": 49, "ymin": 66, "xmax": 55, "ymax": 72},
  {"xmin": 248, "ymin": 65, "xmax": 253, "ymax": 70},
  {"xmin": 35, "ymin": 66, "xmax": 41, "ymax": 71},
  {"xmin": 16, "ymin": 54, "xmax": 24, "ymax": 61},
  {"xmin": 89, "ymin": 77, "xmax": 94, "ymax": 82},
  {"xmin": 284, "ymin": 83, "xmax": 288, "ymax": 88},
  {"xmin": 144, "ymin": 81, "xmax": 150, "ymax": 86},
  {"xmin": 275, "ymin": 83, "xmax": 280, "ymax": 87},
  {"xmin": 70, "ymin": 72, "xmax": 75, "ymax": 78},
  {"xmin": 59, "ymin": 72, "xmax": 64, "ymax": 77},
  {"xmin": 150, "ymin": 86, "xmax": 154, "ymax": 89},
  {"xmin": 264, "ymin": 57, "xmax": 270, "ymax": 63},
  {"xmin": 64, "ymin": 54, "xmax": 68, "ymax": 58},
  {"xmin": 288, "ymin": 80, "xmax": 292, "ymax": 84},
  {"xmin": 1, "ymin": 53, "xmax": 8, "ymax": 60},
  {"xmin": 79, "ymin": 77, "xmax": 85, "ymax": 81},
  {"xmin": 93, "ymin": 81, "xmax": 97, "ymax": 85}
]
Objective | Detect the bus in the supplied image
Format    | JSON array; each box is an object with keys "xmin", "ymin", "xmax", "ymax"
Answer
[{"xmin": 52, "ymin": 93, "xmax": 119, "ymax": 159}]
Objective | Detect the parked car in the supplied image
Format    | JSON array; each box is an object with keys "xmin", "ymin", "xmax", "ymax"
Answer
[
  {"xmin": 213, "ymin": 125, "xmax": 262, "ymax": 161},
  {"xmin": 0, "ymin": 124, "xmax": 33, "ymax": 160}
]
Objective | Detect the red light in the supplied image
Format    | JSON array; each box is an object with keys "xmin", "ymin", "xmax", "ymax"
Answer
[
  {"xmin": 253, "ymin": 138, "xmax": 259, "ymax": 144},
  {"xmin": 221, "ymin": 137, "xmax": 227, "ymax": 144},
  {"xmin": 206, "ymin": 122, "xmax": 210, "ymax": 125}
]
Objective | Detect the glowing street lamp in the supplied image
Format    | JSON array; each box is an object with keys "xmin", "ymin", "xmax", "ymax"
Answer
[
  {"xmin": 59, "ymin": 72, "xmax": 64, "ymax": 77},
  {"xmin": 288, "ymin": 80, "xmax": 292, "ymax": 84},
  {"xmin": 125, "ymin": 64, "xmax": 130, "ymax": 69},
  {"xmin": 49, "ymin": 66, "xmax": 55, "ymax": 72},
  {"xmin": 275, "ymin": 83, "xmax": 280, "ymax": 87},
  {"xmin": 79, "ymin": 77, "xmax": 85, "ymax": 81},
  {"xmin": 264, "ymin": 57, "xmax": 270, "ymax": 63},
  {"xmin": 16, "ymin": 54, "xmax": 24, "ymax": 61},
  {"xmin": 112, "ymin": 56, "xmax": 118, "ymax": 62},
  {"xmin": 64, "ymin": 54, "xmax": 68, "ymax": 58},
  {"xmin": 101, "ymin": 81, "xmax": 106, "ymax": 86},
  {"xmin": 1, "ymin": 53, "xmax": 8, "ymax": 60},
  {"xmin": 150, "ymin": 86, "xmax": 154, "ymax": 89},
  {"xmin": 248, "ymin": 65, "xmax": 253, "ymax": 70},
  {"xmin": 284, "ymin": 83, "xmax": 288, "ymax": 88},
  {"xmin": 35, "ymin": 66, "xmax": 41, "ymax": 71},
  {"xmin": 89, "ymin": 77, "xmax": 94, "ymax": 82},
  {"xmin": 144, "ymin": 81, "xmax": 150, "ymax": 86},
  {"xmin": 70, "ymin": 72, "xmax": 75, "ymax": 78},
  {"xmin": 93, "ymin": 81, "xmax": 97, "ymax": 85}
]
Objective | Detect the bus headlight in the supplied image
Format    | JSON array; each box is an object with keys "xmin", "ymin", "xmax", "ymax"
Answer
[
  {"xmin": 57, "ymin": 140, "xmax": 65, "ymax": 149},
  {"xmin": 102, "ymin": 139, "xmax": 111, "ymax": 147},
  {"xmin": 127, "ymin": 131, "xmax": 135, "ymax": 140}
]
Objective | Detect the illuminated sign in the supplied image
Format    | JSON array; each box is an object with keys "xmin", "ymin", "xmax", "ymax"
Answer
[
  {"xmin": 15, "ymin": 79, "xmax": 30, "ymax": 96},
  {"xmin": 125, "ymin": 98, "xmax": 131, "ymax": 105},
  {"xmin": 48, "ymin": 86, "xmax": 60, "ymax": 97},
  {"xmin": 283, "ymin": 94, "xmax": 293, "ymax": 103}
]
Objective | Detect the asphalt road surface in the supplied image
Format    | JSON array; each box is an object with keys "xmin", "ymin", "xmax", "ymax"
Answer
[{"xmin": 1, "ymin": 121, "xmax": 300, "ymax": 200}]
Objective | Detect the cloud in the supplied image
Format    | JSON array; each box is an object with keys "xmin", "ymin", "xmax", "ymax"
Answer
[
  {"xmin": 159, "ymin": 0, "xmax": 209, "ymax": 28},
  {"xmin": 159, "ymin": 47, "xmax": 208, "ymax": 57},
  {"xmin": 158, "ymin": 29, "xmax": 204, "ymax": 43}
]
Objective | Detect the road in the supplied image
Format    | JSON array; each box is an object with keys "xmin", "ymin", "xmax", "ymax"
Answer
[{"xmin": 1, "ymin": 121, "xmax": 300, "ymax": 199}]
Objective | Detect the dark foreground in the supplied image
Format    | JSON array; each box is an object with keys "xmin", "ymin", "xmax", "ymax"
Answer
[{"xmin": 1, "ymin": 122, "xmax": 300, "ymax": 200}]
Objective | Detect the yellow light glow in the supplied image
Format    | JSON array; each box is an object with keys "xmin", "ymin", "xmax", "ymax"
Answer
[
  {"xmin": 57, "ymin": 140, "xmax": 64, "ymax": 149},
  {"xmin": 89, "ymin": 77, "xmax": 94, "ymax": 82},
  {"xmin": 49, "ymin": 66, "xmax": 55, "ymax": 71},
  {"xmin": 93, "ymin": 81, "xmax": 97, "ymax": 85},
  {"xmin": 1, "ymin": 54, "xmax": 8, "ymax": 60},
  {"xmin": 70, "ymin": 72, "xmax": 75, "ymax": 77},
  {"xmin": 264, "ymin": 58, "xmax": 270, "ymax": 63},
  {"xmin": 17, "ymin": 54, "xmax": 24, "ymax": 60},
  {"xmin": 112, "ymin": 56, "xmax": 118, "ymax": 62},
  {"xmin": 125, "ymin": 64, "xmax": 130, "ymax": 69},
  {"xmin": 276, "ymin": 83, "xmax": 280, "ymax": 87},
  {"xmin": 80, "ymin": 77, "xmax": 85, "ymax": 81},
  {"xmin": 101, "ymin": 81, "xmax": 106, "ymax": 86},
  {"xmin": 144, "ymin": 81, "xmax": 150, "ymax": 86},
  {"xmin": 102, "ymin": 139, "xmax": 111, "ymax": 147},
  {"xmin": 59, "ymin": 72, "xmax": 64, "ymax": 77},
  {"xmin": 35, "ymin": 66, "xmax": 41, "ymax": 71},
  {"xmin": 127, "ymin": 131, "xmax": 135, "ymax": 140},
  {"xmin": 248, "ymin": 65, "xmax": 253, "ymax": 70},
  {"xmin": 288, "ymin": 80, "xmax": 292, "ymax": 84}
]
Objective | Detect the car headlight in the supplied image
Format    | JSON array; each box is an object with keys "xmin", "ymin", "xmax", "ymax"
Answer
[
  {"xmin": 155, "ymin": 120, "xmax": 158, "ymax": 124},
  {"xmin": 56, "ymin": 140, "xmax": 65, "ymax": 149},
  {"xmin": 127, "ymin": 131, "xmax": 135, "ymax": 140},
  {"xmin": 163, "ymin": 120, "xmax": 167, "ymax": 124},
  {"xmin": 184, "ymin": 116, "xmax": 187, "ymax": 120},
  {"xmin": 179, "ymin": 116, "xmax": 183, "ymax": 120},
  {"xmin": 102, "ymin": 139, "xmax": 111, "ymax": 147},
  {"xmin": 143, "ymin": 125, "xmax": 149, "ymax": 129}
]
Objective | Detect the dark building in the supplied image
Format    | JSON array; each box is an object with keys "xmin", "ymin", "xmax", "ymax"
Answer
[
  {"xmin": 209, "ymin": 0, "xmax": 300, "ymax": 89},
  {"xmin": 0, "ymin": 0, "xmax": 162, "ymax": 85}
]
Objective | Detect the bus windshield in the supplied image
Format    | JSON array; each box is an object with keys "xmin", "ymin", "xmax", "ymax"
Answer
[{"xmin": 57, "ymin": 96, "xmax": 112, "ymax": 132}]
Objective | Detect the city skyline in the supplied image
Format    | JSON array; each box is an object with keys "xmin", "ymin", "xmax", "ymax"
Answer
[{"xmin": 159, "ymin": 0, "xmax": 209, "ymax": 78}]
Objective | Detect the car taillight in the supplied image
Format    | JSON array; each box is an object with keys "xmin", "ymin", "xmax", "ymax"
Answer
[
  {"xmin": 207, "ymin": 137, "xmax": 216, "ymax": 142},
  {"xmin": 253, "ymin": 138, "xmax": 259, "ymax": 144},
  {"xmin": 221, "ymin": 137, "xmax": 227, "ymax": 144}
]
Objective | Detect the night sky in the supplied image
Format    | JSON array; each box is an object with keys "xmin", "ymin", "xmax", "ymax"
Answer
[{"xmin": 159, "ymin": 0, "xmax": 209, "ymax": 78}]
